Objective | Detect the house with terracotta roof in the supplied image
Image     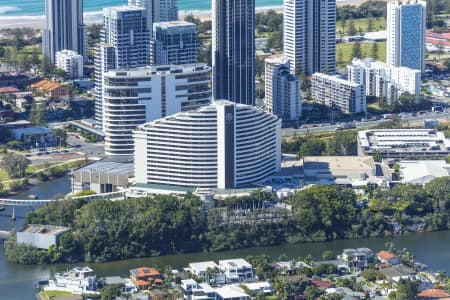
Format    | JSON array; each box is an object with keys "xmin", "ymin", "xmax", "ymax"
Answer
[
  {"xmin": 0, "ymin": 87, "xmax": 20, "ymax": 94},
  {"xmin": 417, "ymin": 289, "xmax": 450, "ymax": 300},
  {"xmin": 376, "ymin": 250, "xmax": 400, "ymax": 266},
  {"xmin": 129, "ymin": 267, "xmax": 163, "ymax": 290},
  {"xmin": 31, "ymin": 80, "xmax": 70, "ymax": 101}
]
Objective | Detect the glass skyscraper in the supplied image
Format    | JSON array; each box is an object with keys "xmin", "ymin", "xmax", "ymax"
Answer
[
  {"xmin": 387, "ymin": 0, "xmax": 426, "ymax": 72},
  {"xmin": 212, "ymin": 0, "xmax": 255, "ymax": 106}
]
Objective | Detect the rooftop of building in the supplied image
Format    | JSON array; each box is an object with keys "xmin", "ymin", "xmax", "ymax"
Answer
[
  {"xmin": 214, "ymin": 285, "xmax": 249, "ymax": 298},
  {"xmin": 104, "ymin": 5, "xmax": 145, "ymax": 13},
  {"xmin": 219, "ymin": 258, "xmax": 252, "ymax": 269},
  {"xmin": 31, "ymin": 80, "xmax": 64, "ymax": 92},
  {"xmin": 358, "ymin": 129, "xmax": 450, "ymax": 152},
  {"xmin": 312, "ymin": 72, "xmax": 361, "ymax": 87},
  {"xmin": 417, "ymin": 289, "xmax": 450, "ymax": 299},
  {"xmin": 0, "ymin": 86, "xmax": 20, "ymax": 93},
  {"xmin": 130, "ymin": 267, "xmax": 160, "ymax": 277},
  {"xmin": 153, "ymin": 20, "xmax": 196, "ymax": 28},
  {"xmin": 189, "ymin": 261, "xmax": 219, "ymax": 271},
  {"xmin": 136, "ymin": 100, "xmax": 270, "ymax": 131},
  {"xmin": 75, "ymin": 156, "xmax": 134, "ymax": 176},
  {"xmin": 380, "ymin": 264, "xmax": 415, "ymax": 280},
  {"xmin": 20, "ymin": 224, "xmax": 70, "ymax": 236},
  {"xmin": 377, "ymin": 250, "xmax": 397, "ymax": 260},
  {"xmin": 106, "ymin": 63, "xmax": 210, "ymax": 77},
  {"xmin": 56, "ymin": 49, "xmax": 82, "ymax": 57},
  {"xmin": 11, "ymin": 126, "xmax": 52, "ymax": 136},
  {"xmin": 304, "ymin": 156, "xmax": 376, "ymax": 171},
  {"xmin": 399, "ymin": 160, "xmax": 450, "ymax": 184}
]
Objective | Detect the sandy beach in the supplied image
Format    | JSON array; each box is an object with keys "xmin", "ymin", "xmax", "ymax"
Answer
[{"xmin": 0, "ymin": 0, "xmax": 370, "ymax": 29}]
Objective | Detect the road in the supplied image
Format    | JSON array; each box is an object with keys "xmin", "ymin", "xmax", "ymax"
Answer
[{"xmin": 282, "ymin": 111, "xmax": 450, "ymax": 137}]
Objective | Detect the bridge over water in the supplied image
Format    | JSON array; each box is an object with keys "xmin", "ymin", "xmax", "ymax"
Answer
[{"xmin": 0, "ymin": 191, "xmax": 127, "ymax": 207}]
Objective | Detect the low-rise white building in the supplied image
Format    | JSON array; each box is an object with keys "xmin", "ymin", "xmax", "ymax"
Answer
[
  {"xmin": 358, "ymin": 129, "xmax": 450, "ymax": 159},
  {"xmin": 45, "ymin": 266, "xmax": 97, "ymax": 295},
  {"xmin": 312, "ymin": 73, "xmax": 366, "ymax": 114},
  {"xmin": 188, "ymin": 261, "xmax": 225, "ymax": 284},
  {"xmin": 17, "ymin": 224, "xmax": 70, "ymax": 250},
  {"xmin": 55, "ymin": 49, "xmax": 84, "ymax": 79},
  {"xmin": 218, "ymin": 259, "xmax": 255, "ymax": 283},
  {"xmin": 347, "ymin": 58, "xmax": 421, "ymax": 103},
  {"xmin": 181, "ymin": 280, "xmax": 250, "ymax": 300},
  {"xmin": 398, "ymin": 160, "xmax": 450, "ymax": 186}
]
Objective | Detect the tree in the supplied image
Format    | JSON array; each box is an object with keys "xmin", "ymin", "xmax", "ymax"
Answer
[
  {"xmin": 352, "ymin": 42, "xmax": 363, "ymax": 59},
  {"xmin": 40, "ymin": 55, "xmax": 54, "ymax": 76},
  {"xmin": 0, "ymin": 152, "xmax": 30, "ymax": 178},
  {"xmin": 393, "ymin": 279, "xmax": 418, "ymax": 300},
  {"xmin": 305, "ymin": 285, "xmax": 322, "ymax": 300},
  {"xmin": 322, "ymin": 250, "xmax": 335, "ymax": 260},
  {"xmin": 348, "ymin": 18, "xmax": 357, "ymax": 36},
  {"xmin": 371, "ymin": 42, "xmax": 379, "ymax": 59},
  {"xmin": 297, "ymin": 138, "xmax": 326, "ymax": 157},
  {"xmin": 337, "ymin": 48, "xmax": 344, "ymax": 66},
  {"xmin": 52, "ymin": 128, "xmax": 67, "ymax": 147},
  {"xmin": 100, "ymin": 284, "xmax": 123, "ymax": 300},
  {"xmin": 29, "ymin": 101, "xmax": 47, "ymax": 126},
  {"xmin": 367, "ymin": 16, "xmax": 373, "ymax": 32}
]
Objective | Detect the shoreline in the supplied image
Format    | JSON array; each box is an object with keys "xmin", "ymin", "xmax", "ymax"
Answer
[{"xmin": 0, "ymin": 0, "xmax": 368, "ymax": 29}]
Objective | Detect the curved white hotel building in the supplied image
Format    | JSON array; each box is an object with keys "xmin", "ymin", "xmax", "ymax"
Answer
[
  {"xmin": 102, "ymin": 64, "xmax": 211, "ymax": 156},
  {"xmin": 133, "ymin": 100, "xmax": 281, "ymax": 190}
]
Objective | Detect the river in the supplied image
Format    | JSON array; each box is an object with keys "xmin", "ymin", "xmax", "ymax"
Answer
[{"xmin": 1, "ymin": 177, "xmax": 450, "ymax": 300}]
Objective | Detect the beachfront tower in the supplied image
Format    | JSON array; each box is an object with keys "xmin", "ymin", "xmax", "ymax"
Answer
[
  {"xmin": 129, "ymin": 0, "xmax": 178, "ymax": 31},
  {"xmin": 212, "ymin": 0, "xmax": 255, "ymax": 105},
  {"xmin": 283, "ymin": 0, "xmax": 336, "ymax": 76},
  {"xmin": 150, "ymin": 21, "xmax": 198, "ymax": 65},
  {"xmin": 94, "ymin": 6, "xmax": 150, "ymax": 128},
  {"xmin": 387, "ymin": 0, "xmax": 426, "ymax": 72},
  {"xmin": 42, "ymin": 0, "xmax": 86, "ymax": 62}
]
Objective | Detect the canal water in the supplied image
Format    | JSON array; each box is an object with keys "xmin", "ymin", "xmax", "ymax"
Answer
[{"xmin": 1, "ymin": 177, "xmax": 450, "ymax": 299}]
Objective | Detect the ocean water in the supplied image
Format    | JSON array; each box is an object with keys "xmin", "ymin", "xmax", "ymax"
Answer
[{"xmin": 0, "ymin": 0, "xmax": 284, "ymax": 17}]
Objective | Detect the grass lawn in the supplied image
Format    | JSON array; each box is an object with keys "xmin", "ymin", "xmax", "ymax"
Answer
[
  {"xmin": 337, "ymin": 17, "xmax": 386, "ymax": 36},
  {"xmin": 38, "ymin": 290, "xmax": 74, "ymax": 300},
  {"xmin": 0, "ymin": 168, "xmax": 10, "ymax": 182},
  {"xmin": 337, "ymin": 41, "xmax": 386, "ymax": 67}
]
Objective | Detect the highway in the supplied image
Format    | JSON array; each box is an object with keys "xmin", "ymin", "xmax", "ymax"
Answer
[{"xmin": 282, "ymin": 111, "xmax": 450, "ymax": 137}]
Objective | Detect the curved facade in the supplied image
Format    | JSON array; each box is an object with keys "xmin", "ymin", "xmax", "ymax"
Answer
[
  {"xmin": 103, "ymin": 64, "xmax": 211, "ymax": 156},
  {"xmin": 134, "ymin": 100, "xmax": 281, "ymax": 189}
]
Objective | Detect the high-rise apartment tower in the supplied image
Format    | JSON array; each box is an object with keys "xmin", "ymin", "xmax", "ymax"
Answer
[{"xmin": 212, "ymin": 0, "xmax": 255, "ymax": 105}]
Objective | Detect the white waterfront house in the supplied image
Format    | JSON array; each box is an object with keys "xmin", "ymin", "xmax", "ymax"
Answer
[
  {"xmin": 45, "ymin": 266, "xmax": 97, "ymax": 295},
  {"xmin": 218, "ymin": 259, "xmax": 255, "ymax": 283}
]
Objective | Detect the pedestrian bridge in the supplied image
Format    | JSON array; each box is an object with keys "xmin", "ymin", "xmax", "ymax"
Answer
[
  {"xmin": 0, "ymin": 198, "xmax": 58, "ymax": 206},
  {"xmin": 0, "ymin": 191, "xmax": 127, "ymax": 207}
]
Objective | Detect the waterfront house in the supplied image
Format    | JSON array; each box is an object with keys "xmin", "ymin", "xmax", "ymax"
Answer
[
  {"xmin": 341, "ymin": 248, "xmax": 374, "ymax": 271},
  {"xmin": 188, "ymin": 261, "xmax": 225, "ymax": 284},
  {"xmin": 240, "ymin": 281, "xmax": 275, "ymax": 296},
  {"xmin": 130, "ymin": 267, "xmax": 163, "ymax": 290},
  {"xmin": 181, "ymin": 279, "xmax": 216, "ymax": 300},
  {"xmin": 377, "ymin": 250, "xmax": 400, "ymax": 266},
  {"xmin": 218, "ymin": 259, "xmax": 255, "ymax": 283},
  {"xmin": 417, "ymin": 288, "xmax": 450, "ymax": 300},
  {"xmin": 214, "ymin": 285, "xmax": 250, "ymax": 300},
  {"xmin": 44, "ymin": 266, "xmax": 97, "ymax": 295}
]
